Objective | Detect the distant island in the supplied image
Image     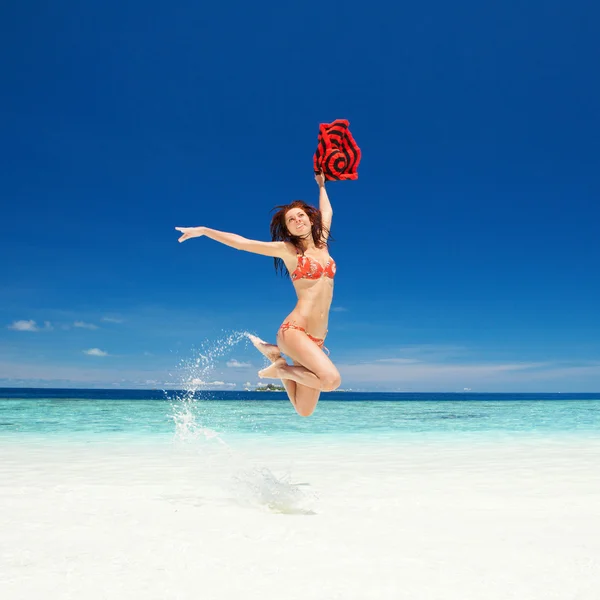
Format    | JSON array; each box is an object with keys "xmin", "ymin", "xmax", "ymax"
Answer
[{"xmin": 256, "ymin": 384, "xmax": 285, "ymax": 392}]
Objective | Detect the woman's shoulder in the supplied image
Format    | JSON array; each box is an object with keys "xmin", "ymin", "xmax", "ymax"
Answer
[
  {"xmin": 281, "ymin": 241, "xmax": 299, "ymax": 254},
  {"xmin": 278, "ymin": 241, "xmax": 301, "ymax": 262}
]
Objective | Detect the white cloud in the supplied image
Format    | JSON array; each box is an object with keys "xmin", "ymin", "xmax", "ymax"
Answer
[
  {"xmin": 74, "ymin": 321, "xmax": 99, "ymax": 330},
  {"xmin": 83, "ymin": 348, "xmax": 109, "ymax": 357},
  {"xmin": 0, "ymin": 360, "xmax": 173, "ymax": 388},
  {"xmin": 187, "ymin": 379, "xmax": 236, "ymax": 388},
  {"xmin": 375, "ymin": 358, "xmax": 420, "ymax": 365},
  {"xmin": 206, "ymin": 380, "xmax": 237, "ymax": 388},
  {"xmin": 226, "ymin": 359, "xmax": 251, "ymax": 368},
  {"xmin": 102, "ymin": 316, "xmax": 124, "ymax": 323},
  {"xmin": 383, "ymin": 344, "xmax": 469, "ymax": 361},
  {"xmin": 10, "ymin": 320, "xmax": 39, "ymax": 332},
  {"xmin": 7, "ymin": 320, "xmax": 53, "ymax": 332},
  {"xmin": 331, "ymin": 306, "xmax": 348, "ymax": 312},
  {"xmin": 336, "ymin": 356, "xmax": 557, "ymax": 390}
]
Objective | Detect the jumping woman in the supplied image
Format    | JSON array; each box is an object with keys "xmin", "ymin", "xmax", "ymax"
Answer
[{"xmin": 175, "ymin": 172, "xmax": 341, "ymax": 417}]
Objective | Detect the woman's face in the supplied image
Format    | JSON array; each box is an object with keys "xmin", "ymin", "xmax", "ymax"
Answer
[{"xmin": 285, "ymin": 207, "xmax": 311, "ymax": 237}]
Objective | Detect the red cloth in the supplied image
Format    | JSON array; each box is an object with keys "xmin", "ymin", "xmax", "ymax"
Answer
[{"xmin": 313, "ymin": 119, "xmax": 361, "ymax": 181}]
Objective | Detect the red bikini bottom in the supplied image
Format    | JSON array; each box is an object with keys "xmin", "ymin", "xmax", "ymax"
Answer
[{"xmin": 278, "ymin": 322, "xmax": 328, "ymax": 353}]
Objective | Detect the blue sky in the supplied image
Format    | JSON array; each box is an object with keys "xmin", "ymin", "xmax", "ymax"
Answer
[{"xmin": 1, "ymin": 0, "xmax": 599, "ymax": 391}]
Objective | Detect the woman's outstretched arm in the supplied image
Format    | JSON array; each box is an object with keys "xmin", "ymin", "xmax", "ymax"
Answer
[
  {"xmin": 315, "ymin": 172, "xmax": 332, "ymax": 237},
  {"xmin": 175, "ymin": 226, "xmax": 289, "ymax": 258}
]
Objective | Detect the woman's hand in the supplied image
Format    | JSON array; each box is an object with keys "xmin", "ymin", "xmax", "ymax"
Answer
[
  {"xmin": 315, "ymin": 171, "xmax": 326, "ymax": 187},
  {"xmin": 175, "ymin": 226, "xmax": 206, "ymax": 243}
]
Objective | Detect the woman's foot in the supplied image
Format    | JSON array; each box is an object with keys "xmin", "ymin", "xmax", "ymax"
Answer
[
  {"xmin": 247, "ymin": 334, "xmax": 281, "ymax": 363},
  {"xmin": 258, "ymin": 357, "xmax": 287, "ymax": 379}
]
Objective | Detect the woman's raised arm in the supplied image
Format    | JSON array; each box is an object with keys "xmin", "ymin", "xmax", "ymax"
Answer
[
  {"xmin": 315, "ymin": 172, "xmax": 332, "ymax": 237},
  {"xmin": 175, "ymin": 226, "xmax": 290, "ymax": 258}
]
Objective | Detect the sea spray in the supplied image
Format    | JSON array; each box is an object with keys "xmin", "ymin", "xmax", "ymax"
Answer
[
  {"xmin": 166, "ymin": 331, "xmax": 318, "ymax": 513},
  {"xmin": 173, "ymin": 330, "xmax": 250, "ymax": 394},
  {"xmin": 167, "ymin": 330, "xmax": 250, "ymax": 443}
]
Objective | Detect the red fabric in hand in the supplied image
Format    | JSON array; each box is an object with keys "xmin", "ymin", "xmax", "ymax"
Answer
[{"xmin": 313, "ymin": 119, "xmax": 361, "ymax": 181}]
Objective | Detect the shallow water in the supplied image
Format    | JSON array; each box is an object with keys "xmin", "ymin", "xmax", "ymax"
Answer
[{"xmin": 2, "ymin": 395, "xmax": 600, "ymax": 441}]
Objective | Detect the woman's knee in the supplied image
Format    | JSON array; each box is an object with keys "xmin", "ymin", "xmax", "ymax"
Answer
[
  {"xmin": 320, "ymin": 370, "xmax": 341, "ymax": 392},
  {"xmin": 296, "ymin": 404, "xmax": 316, "ymax": 417},
  {"xmin": 294, "ymin": 386, "xmax": 320, "ymax": 417}
]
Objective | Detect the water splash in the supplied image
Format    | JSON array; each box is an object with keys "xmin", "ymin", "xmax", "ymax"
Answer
[
  {"xmin": 175, "ymin": 330, "xmax": 251, "ymax": 395},
  {"xmin": 230, "ymin": 466, "xmax": 318, "ymax": 515},
  {"xmin": 165, "ymin": 331, "xmax": 318, "ymax": 514},
  {"xmin": 166, "ymin": 330, "xmax": 251, "ymax": 442},
  {"xmin": 170, "ymin": 404, "xmax": 229, "ymax": 446}
]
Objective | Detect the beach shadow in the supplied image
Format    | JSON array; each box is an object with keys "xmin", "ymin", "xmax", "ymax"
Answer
[{"xmin": 229, "ymin": 467, "xmax": 318, "ymax": 515}]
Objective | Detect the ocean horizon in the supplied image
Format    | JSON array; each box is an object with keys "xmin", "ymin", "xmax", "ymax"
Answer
[{"xmin": 2, "ymin": 387, "xmax": 600, "ymax": 400}]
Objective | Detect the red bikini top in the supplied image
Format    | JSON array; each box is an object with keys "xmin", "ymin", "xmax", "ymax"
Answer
[{"xmin": 291, "ymin": 252, "xmax": 336, "ymax": 281}]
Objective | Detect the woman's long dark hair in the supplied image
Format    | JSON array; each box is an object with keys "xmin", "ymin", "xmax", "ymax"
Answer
[{"xmin": 269, "ymin": 200, "xmax": 333, "ymax": 277}]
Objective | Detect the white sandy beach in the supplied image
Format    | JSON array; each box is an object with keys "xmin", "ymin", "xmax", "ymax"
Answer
[{"xmin": 1, "ymin": 437, "xmax": 599, "ymax": 600}]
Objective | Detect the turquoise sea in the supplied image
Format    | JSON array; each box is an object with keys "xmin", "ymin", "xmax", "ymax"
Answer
[{"xmin": 2, "ymin": 388, "xmax": 600, "ymax": 442}]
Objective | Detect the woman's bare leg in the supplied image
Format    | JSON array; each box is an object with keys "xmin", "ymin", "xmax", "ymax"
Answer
[
  {"xmin": 259, "ymin": 329, "xmax": 341, "ymax": 417},
  {"xmin": 259, "ymin": 359, "xmax": 323, "ymax": 417},
  {"xmin": 247, "ymin": 333, "xmax": 329, "ymax": 417},
  {"xmin": 259, "ymin": 359, "xmax": 323, "ymax": 389},
  {"xmin": 247, "ymin": 334, "xmax": 298, "ymax": 409}
]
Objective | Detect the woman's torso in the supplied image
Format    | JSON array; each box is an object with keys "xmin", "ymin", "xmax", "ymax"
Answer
[{"xmin": 282, "ymin": 247, "xmax": 335, "ymax": 337}]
